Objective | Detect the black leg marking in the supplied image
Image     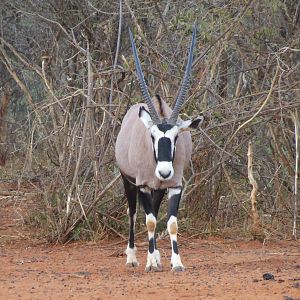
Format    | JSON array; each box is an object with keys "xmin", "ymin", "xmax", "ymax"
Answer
[
  {"xmin": 122, "ymin": 173, "xmax": 137, "ymax": 249},
  {"xmin": 152, "ymin": 189, "xmax": 166, "ymax": 253},
  {"xmin": 139, "ymin": 187, "xmax": 156, "ymax": 254},
  {"xmin": 149, "ymin": 238, "xmax": 155, "ymax": 254},
  {"xmin": 152, "ymin": 189, "xmax": 165, "ymax": 218},
  {"xmin": 138, "ymin": 188, "xmax": 152, "ymax": 215},
  {"xmin": 152, "ymin": 189, "xmax": 165, "ymax": 250},
  {"xmin": 172, "ymin": 240, "xmax": 179, "ymax": 255},
  {"xmin": 167, "ymin": 188, "xmax": 182, "ymax": 219}
]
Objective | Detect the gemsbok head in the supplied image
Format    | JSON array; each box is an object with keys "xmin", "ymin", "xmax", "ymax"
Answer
[{"xmin": 115, "ymin": 25, "xmax": 203, "ymax": 272}]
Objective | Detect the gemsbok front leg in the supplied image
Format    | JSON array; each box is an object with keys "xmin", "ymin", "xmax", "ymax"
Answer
[
  {"xmin": 122, "ymin": 174, "xmax": 139, "ymax": 267},
  {"xmin": 167, "ymin": 187, "xmax": 184, "ymax": 271},
  {"xmin": 152, "ymin": 189, "xmax": 165, "ymax": 219},
  {"xmin": 138, "ymin": 187, "xmax": 162, "ymax": 272}
]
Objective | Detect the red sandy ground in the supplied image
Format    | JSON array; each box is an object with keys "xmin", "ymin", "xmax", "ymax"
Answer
[{"xmin": 0, "ymin": 182, "xmax": 300, "ymax": 300}]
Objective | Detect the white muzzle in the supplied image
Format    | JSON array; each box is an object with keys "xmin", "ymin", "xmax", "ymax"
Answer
[{"xmin": 155, "ymin": 161, "xmax": 174, "ymax": 181}]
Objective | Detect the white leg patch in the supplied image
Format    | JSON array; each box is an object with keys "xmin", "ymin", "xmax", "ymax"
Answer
[
  {"xmin": 125, "ymin": 245, "xmax": 139, "ymax": 267},
  {"xmin": 171, "ymin": 253, "xmax": 184, "ymax": 271},
  {"xmin": 145, "ymin": 249, "xmax": 162, "ymax": 272},
  {"xmin": 167, "ymin": 215, "xmax": 178, "ymax": 236},
  {"xmin": 168, "ymin": 187, "xmax": 181, "ymax": 198},
  {"xmin": 146, "ymin": 213, "xmax": 156, "ymax": 239},
  {"xmin": 167, "ymin": 216, "xmax": 185, "ymax": 271}
]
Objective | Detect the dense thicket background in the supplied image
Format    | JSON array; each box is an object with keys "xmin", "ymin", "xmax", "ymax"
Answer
[{"xmin": 0, "ymin": 0, "xmax": 299, "ymax": 243}]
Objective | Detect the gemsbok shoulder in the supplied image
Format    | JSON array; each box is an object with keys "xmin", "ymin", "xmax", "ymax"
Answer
[{"xmin": 115, "ymin": 26, "xmax": 203, "ymax": 272}]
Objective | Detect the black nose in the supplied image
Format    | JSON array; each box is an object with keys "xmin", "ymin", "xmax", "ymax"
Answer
[{"xmin": 159, "ymin": 170, "xmax": 171, "ymax": 179}]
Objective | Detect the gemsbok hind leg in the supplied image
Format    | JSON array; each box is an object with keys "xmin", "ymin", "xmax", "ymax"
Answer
[
  {"xmin": 138, "ymin": 187, "xmax": 162, "ymax": 272},
  {"xmin": 167, "ymin": 187, "xmax": 184, "ymax": 271},
  {"xmin": 122, "ymin": 173, "xmax": 139, "ymax": 267}
]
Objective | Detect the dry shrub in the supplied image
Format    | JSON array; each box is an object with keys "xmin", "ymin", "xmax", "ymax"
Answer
[{"xmin": 0, "ymin": 0, "xmax": 299, "ymax": 242}]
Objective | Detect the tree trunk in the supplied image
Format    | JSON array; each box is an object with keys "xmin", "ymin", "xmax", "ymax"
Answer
[{"xmin": 0, "ymin": 84, "xmax": 11, "ymax": 166}]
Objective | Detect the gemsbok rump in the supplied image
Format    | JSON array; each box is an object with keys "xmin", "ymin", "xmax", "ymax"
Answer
[{"xmin": 115, "ymin": 26, "xmax": 203, "ymax": 272}]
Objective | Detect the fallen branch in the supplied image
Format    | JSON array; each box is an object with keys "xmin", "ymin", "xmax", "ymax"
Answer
[{"xmin": 266, "ymin": 252, "xmax": 300, "ymax": 256}]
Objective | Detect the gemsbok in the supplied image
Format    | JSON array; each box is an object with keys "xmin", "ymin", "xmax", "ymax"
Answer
[{"xmin": 115, "ymin": 26, "xmax": 203, "ymax": 272}]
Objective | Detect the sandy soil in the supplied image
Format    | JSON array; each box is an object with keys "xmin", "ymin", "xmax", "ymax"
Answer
[{"xmin": 1, "ymin": 182, "xmax": 300, "ymax": 300}]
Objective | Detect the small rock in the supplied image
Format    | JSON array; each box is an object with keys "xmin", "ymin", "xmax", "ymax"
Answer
[
  {"xmin": 292, "ymin": 282, "xmax": 300, "ymax": 289},
  {"xmin": 263, "ymin": 273, "xmax": 275, "ymax": 280},
  {"xmin": 284, "ymin": 296, "xmax": 294, "ymax": 300}
]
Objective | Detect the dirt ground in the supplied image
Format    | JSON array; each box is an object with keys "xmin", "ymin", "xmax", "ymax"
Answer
[{"xmin": 1, "ymin": 182, "xmax": 300, "ymax": 300}]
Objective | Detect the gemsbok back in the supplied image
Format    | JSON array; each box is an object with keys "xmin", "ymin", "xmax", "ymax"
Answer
[{"xmin": 115, "ymin": 26, "xmax": 203, "ymax": 272}]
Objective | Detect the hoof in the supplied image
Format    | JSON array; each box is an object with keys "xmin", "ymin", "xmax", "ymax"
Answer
[
  {"xmin": 145, "ymin": 249, "xmax": 162, "ymax": 272},
  {"xmin": 126, "ymin": 261, "xmax": 139, "ymax": 268},
  {"xmin": 171, "ymin": 265, "xmax": 185, "ymax": 272},
  {"xmin": 145, "ymin": 263, "xmax": 163, "ymax": 272}
]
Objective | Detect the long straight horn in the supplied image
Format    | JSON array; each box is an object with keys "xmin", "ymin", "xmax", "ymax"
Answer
[
  {"xmin": 129, "ymin": 29, "xmax": 160, "ymax": 123},
  {"xmin": 169, "ymin": 25, "xmax": 197, "ymax": 124}
]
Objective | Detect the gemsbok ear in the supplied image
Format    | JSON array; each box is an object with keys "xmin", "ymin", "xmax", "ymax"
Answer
[
  {"xmin": 139, "ymin": 106, "xmax": 154, "ymax": 129},
  {"xmin": 178, "ymin": 116, "xmax": 204, "ymax": 132}
]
